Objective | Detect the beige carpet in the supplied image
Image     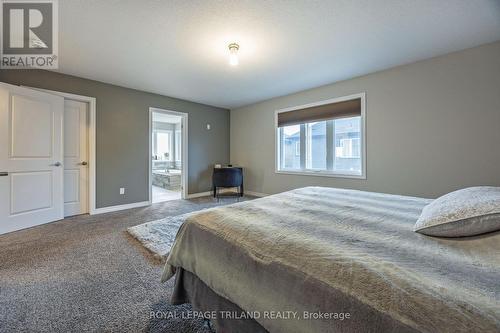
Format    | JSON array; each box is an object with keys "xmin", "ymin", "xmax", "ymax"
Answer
[{"xmin": 0, "ymin": 196, "xmax": 250, "ymax": 333}]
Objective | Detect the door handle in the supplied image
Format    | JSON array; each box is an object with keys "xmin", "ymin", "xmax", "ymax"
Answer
[
  {"xmin": 52, "ymin": 162, "xmax": 62, "ymax": 167},
  {"xmin": 79, "ymin": 161, "xmax": 88, "ymax": 166},
  {"xmin": 0, "ymin": 172, "xmax": 8, "ymax": 176}
]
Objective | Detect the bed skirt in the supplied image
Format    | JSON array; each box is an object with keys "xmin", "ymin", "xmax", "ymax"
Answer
[
  {"xmin": 171, "ymin": 268, "xmax": 419, "ymax": 333},
  {"xmin": 172, "ymin": 268, "xmax": 268, "ymax": 333}
]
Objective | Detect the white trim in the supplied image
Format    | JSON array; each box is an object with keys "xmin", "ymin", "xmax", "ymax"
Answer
[
  {"xmin": 186, "ymin": 191, "xmax": 212, "ymax": 199},
  {"xmin": 149, "ymin": 107, "xmax": 188, "ymax": 203},
  {"xmin": 274, "ymin": 92, "xmax": 367, "ymax": 180},
  {"xmin": 245, "ymin": 191, "xmax": 269, "ymax": 197},
  {"xmin": 275, "ymin": 170, "xmax": 365, "ymax": 179},
  {"xmin": 149, "ymin": 109, "xmax": 152, "ymax": 202},
  {"xmin": 91, "ymin": 201, "xmax": 150, "ymax": 215},
  {"xmin": 23, "ymin": 86, "xmax": 98, "ymax": 214}
]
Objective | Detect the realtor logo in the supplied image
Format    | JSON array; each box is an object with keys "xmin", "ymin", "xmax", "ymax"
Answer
[{"xmin": 1, "ymin": 0, "xmax": 58, "ymax": 68}]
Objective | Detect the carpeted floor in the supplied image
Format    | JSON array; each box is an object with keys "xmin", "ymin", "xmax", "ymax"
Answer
[{"xmin": 0, "ymin": 196, "xmax": 250, "ymax": 333}]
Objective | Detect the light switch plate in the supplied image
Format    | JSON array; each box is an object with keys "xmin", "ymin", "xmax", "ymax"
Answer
[{"xmin": 120, "ymin": 188, "xmax": 125, "ymax": 195}]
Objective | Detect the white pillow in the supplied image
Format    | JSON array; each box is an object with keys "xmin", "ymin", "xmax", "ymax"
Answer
[{"xmin": 414, "ymin": 186, "xmax": 500, "ymax": 237}]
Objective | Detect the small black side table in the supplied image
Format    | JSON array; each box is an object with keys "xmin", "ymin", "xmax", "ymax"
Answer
[{"xmin": 212, "ymin": 167, "xmax": 243, "ymax": 200}]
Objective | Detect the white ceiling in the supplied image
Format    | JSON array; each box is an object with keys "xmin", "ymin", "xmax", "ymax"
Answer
[{"xmin": 57, "ymin": 0, "xmax": 500, "ymax": 109}]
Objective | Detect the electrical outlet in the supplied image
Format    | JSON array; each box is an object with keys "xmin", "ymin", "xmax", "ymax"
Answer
[
  {"xmin": 120, "ymin": 188, "xmax": 125, "ymax": 195},
  {"xmin": 206, "ymin": 123, "xmax": 211, "ymax": 130}
]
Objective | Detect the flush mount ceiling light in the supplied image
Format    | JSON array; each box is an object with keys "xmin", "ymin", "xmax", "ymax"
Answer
[{"xmin": 228, "ymin": 43, "xmax": 239, "ymax": 66}]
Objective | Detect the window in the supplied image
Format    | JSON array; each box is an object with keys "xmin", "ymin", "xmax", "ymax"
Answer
[
  {"xmin": 294, "ymin": 141, "xmax": 300, "ymax": 156},
  {"xmin": 153, "ymin": 130, "xmax": 172, "ymax": 160},
  {"xmin": 306, "ymin": 121, "xmax": 326, "ymax": 170},
  {"xmin": 280, "ymin": 124, "xmax": 301, "ymax": 169},
  {"xmin": 276, "ymin": 93, "xmax": 365, "ymax": 178},
  {"xmin": 337, "ymin": 138, "xmax": 360, "ymax": 158},
  {"xmin": 333, "ymin": 117, "xmax": 361, "ymax": 173}
]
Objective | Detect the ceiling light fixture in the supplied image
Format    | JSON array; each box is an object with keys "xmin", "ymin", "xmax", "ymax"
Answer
[{"xmin": 228, "ymin": 43, "xmax": 239, "ymax": 66}]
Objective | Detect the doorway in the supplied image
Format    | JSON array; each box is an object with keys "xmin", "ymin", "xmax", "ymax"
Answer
[{"xmin": 149, "ymin": 108, "xmax": 188, "ymax": 203}]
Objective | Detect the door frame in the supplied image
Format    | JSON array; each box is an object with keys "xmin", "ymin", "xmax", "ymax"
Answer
[
  {"xmin": 149, "ymin": 107, "xmax": 188, "ymax": 202},
  {"xmin": 24, "ymin": 87, "xmax": 97, "ymax": 215}
]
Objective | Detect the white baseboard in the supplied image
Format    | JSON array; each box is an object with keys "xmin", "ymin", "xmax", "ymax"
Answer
[
  {"xmin": 90, "ymin": 201, "xmax": 150, "ymax": 215},
  {"xmin": 245, "ymin": 191, "xmax": 269, "ymax": 197},
  {"xmin": 186, "ymin": 191, "xmax": 212, "ymax": 199}
]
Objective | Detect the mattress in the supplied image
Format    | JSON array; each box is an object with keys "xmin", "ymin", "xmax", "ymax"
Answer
[{"xmin": 162, "ymin": 187, "xmax": 500, "ymax": 333}]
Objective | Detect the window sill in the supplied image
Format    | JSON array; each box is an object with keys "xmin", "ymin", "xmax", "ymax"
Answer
[{"xmin": 275, "ymin": 169, "xmax": 366, "ymax": 180}]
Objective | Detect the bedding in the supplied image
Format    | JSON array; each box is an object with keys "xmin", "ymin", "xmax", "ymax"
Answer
[
  {"xmin": 162, "ymin": 187, "xmax": 500, "ymax": 333},
  {"xmin": 414, "ymin": 186, "xmax": 500, "ymax": 237}
]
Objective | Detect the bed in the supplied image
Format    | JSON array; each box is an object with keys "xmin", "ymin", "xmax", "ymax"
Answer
[{"xmin": 162, "ymin": 187, "xmax": 500, "ymax": 333}]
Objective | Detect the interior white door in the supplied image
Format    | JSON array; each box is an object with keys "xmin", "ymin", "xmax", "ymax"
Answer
[
  {"xmin": 0, "ymin": 83, "xmax": 64, "ymax": 235},
  {"xmin": 63, "ymin": 100, "xmax": 88, "ymax": 217}
]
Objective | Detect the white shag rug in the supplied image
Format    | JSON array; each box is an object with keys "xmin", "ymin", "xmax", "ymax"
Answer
[{"xmin": 127, "ymin": 211, "xmax": 201, "ymax": 261}]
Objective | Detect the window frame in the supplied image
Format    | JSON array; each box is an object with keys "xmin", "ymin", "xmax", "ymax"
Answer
[{"xmin": 275, "ymin": 92, "xmax": 366, "ymax": 179}]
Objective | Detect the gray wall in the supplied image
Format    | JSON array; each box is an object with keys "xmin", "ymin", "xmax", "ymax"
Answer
[
  {"xmin": 0, "ymin": 70, "xmax": 229, "ymax": 208},
  {"xmin": 230, "ymin": 41, "xmax": 500, "ymax": 198}
]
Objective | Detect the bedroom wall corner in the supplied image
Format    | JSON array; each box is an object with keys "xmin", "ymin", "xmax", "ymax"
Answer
[{"xmin": 230, "ymin": 41, "xmax": 500, "ymax": 198}]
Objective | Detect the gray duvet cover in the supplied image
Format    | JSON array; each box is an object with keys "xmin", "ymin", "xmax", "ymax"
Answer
[{"xmin": 162, "ymin": 187, "xmax": 500, "ymax": 333}]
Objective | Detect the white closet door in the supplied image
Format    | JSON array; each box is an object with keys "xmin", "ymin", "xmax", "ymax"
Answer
[
  {"xmin": 63, "ymin": 100, "xmax": 88, "ymax": 217},
  {"xmin": 0, "ymin": 83, "xmax": 64, "ymax": 234}
]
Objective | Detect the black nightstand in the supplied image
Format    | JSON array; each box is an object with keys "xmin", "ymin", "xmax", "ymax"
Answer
[{"xmin": 212, "ymin": 167, "xmax": 243, "ymax": 201}]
